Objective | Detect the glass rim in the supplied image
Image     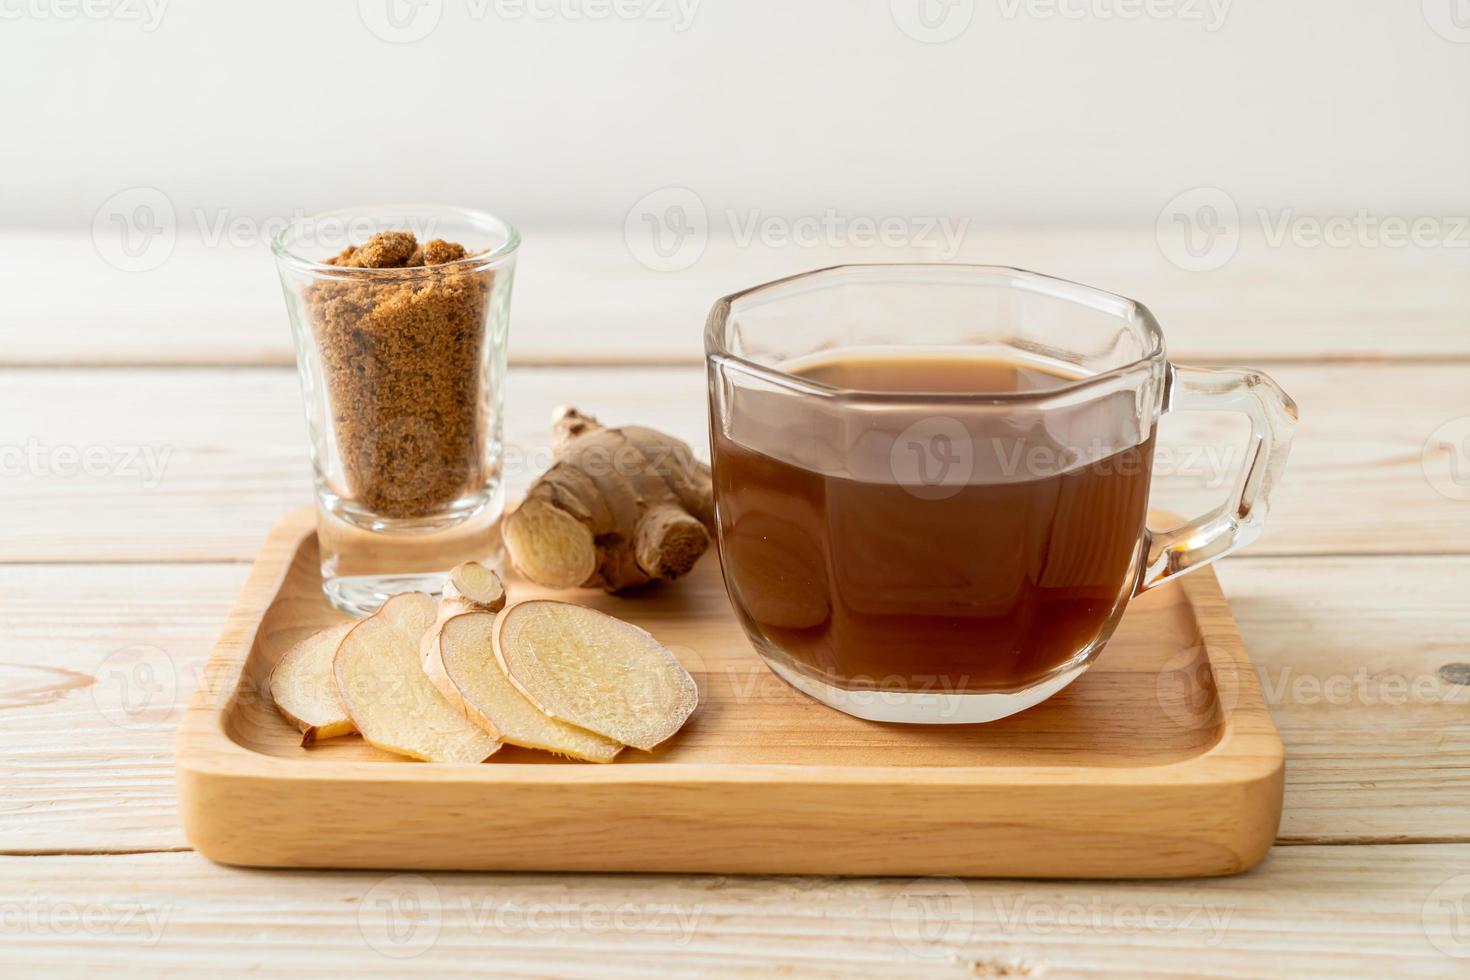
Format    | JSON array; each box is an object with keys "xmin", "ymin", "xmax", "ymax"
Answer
[
  {"xmin": 704, "ymin": 263, "xmax": 1168, "ymax": 406},
  {"xmin": 270, "ymin": 203, "xmax": 521, "ymax": 278}
]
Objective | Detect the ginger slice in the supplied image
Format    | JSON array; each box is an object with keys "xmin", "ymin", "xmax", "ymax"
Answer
[
  {"xmin": 441, "ymin": 560, "xmax": 506, "ymax": 616},
  {"xmin": 424, "ymin": 612, "xmax": 623, "ymax": 764},
  {"xmin": 493, "ymin": 600, "xmax": 697, "ymax": 751},
  {"xmin": 420, "ymin": 561, "xmax": 508, "ymax": 661},
  {"xmin": 269, "ymin": 622, "xmax": 356, "ymax": 745},
  {"xmin": 504, "ymin": 498, "xmax": 598, "ymax": 590},
  {"xmin": 333, "ymin": 592, "xmax": 501, "ymax": 764}
]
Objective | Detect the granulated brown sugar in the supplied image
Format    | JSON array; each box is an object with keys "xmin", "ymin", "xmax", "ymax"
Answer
[{"xmin": 307, "ymin": 232, "xmax": 492, "ymax": 519}]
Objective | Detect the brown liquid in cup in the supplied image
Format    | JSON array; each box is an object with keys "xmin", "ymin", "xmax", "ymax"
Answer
[{"xmin": 712, "ymin": 351, "xmax": 1156, "ymax": 693}]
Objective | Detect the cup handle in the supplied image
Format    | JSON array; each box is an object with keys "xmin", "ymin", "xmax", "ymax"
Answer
[{"xmin": 1135, "ymin": 362, "xmax": 1299, "ymax": 595}]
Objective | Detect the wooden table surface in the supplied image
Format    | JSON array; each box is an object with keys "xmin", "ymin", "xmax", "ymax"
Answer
[{"xmin": 3, "ymin": 227, "xmax": 1468, "ymax": 977}]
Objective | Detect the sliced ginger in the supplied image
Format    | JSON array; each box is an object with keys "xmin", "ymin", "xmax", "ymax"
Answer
[
  {"xmin": 420, "ymin": 561, "xmax": 507, "ymax": 661},
  {"xmin": 269, "ymin": 562, "xmax": 696, "ymax": 763},
  {"xmin": 494, "ymin": 599, "xmax": 698, "ymax": 751},
  {"xmin": 441, "ymin": 560, "xmax": 506, "ymax": 616},
  {"xmin": 424, "ymin": 612, "xmax": 623, "ymax": 763},
  {"xmin": 269, "ymin": 622, "xmax": 357, "ymax": 744},
  {"xmin": 333, "ymin": 592, "xmax": 501, "ymax": 764}
]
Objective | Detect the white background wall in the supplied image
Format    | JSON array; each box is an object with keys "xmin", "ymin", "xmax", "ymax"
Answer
[{"xmin": 1, "ymin": 0, "xmax": 1467, "ymax": 230}]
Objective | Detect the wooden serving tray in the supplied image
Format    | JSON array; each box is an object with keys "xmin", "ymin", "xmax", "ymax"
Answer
[{"xmin": 177, "ymin": 507, "xmax": 1283, "ymax": 878}]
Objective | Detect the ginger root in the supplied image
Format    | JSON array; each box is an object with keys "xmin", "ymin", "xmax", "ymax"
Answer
[{"xmin": 504, "ymin": 406, "xmax": 715, "ymax": 592}]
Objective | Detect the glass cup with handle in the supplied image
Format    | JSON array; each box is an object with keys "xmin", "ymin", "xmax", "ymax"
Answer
[{"xmin": 705, "ymin": 264, "xmax": 1297, "ymax": 723}]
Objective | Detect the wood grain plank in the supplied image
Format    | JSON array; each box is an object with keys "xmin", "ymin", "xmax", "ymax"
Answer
[
  {"xmin": 1216, "ymin": 557, "xmax": 1470, "ymax": 845},
  {"xmin": 1, "ymin": 364, "xmax": 1467, "ymax": 563},
  {"xmin": 1, "ymin": 557, "xmax": 1466, "ymax": 854},
  {"xmin": 2, "ymin": 847, "xmax": 1468, "ymax": 977},
  {"xmin": 4, "ymin": 226, "xmax": 1468, "ymax": 366},
  {"xmin": 0, "ymin": 564, "xmax": 247, "ymax": 853}
]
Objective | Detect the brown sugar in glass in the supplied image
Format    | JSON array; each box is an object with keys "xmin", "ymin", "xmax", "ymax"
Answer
[
  {"xmin": 274, "ymin": 208, "xmax": 519, "ymax": 616},
  {"xmin": 307, "ymin": 233, "xmax": 490, "ymax": 519}
]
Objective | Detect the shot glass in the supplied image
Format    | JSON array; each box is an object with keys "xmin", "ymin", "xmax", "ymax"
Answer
[{"xmin": 272, "ymin": 205, "xmax": 519, "ymax": 616}]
